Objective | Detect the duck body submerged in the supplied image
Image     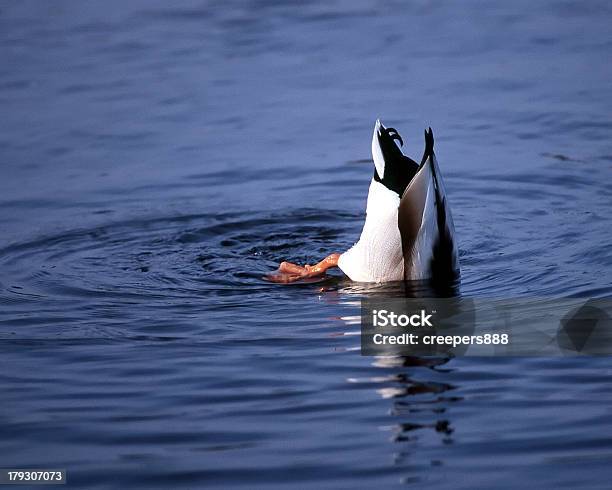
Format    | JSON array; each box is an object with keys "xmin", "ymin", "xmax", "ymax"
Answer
[{"xmin": 338, "ymin": 120, "xmax": 459, "ymax": 284}]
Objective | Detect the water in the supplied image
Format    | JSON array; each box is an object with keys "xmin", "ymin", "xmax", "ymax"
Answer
[{"xmin": 1, "ymin": 1, "xmax": 612, "ymax": 488}]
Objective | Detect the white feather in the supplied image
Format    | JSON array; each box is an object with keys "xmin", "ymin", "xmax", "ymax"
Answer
[
  {"xmin": 372, "ymin": 119, "xmax": 385, "ymax": 179},
  {"xmin": 338, "ymin": 179, "xmax": 404, "ymax": 282}
]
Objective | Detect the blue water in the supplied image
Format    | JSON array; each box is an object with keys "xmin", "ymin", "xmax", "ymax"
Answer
[{"xmin": 1, "ymin": 1, "xmax": 612, "ymax": 488}]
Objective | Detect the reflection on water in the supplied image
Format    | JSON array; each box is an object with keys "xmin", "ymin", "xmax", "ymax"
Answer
[
  {"xmin": 2, "ymin": 0, "xmax": 612, "ymax": 488},
  {"xmin": 338, "ymin": 299, "xmax": 458, "ymax": 483}
]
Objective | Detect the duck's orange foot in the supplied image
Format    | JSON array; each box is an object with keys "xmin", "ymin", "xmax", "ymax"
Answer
[
  {"xmin": 263, "ymin": 254, "xmax": 340, "ymax": 284},
  {"xmin": 265, "ymin": 261, "xmax": 314, "ymax": 283}
]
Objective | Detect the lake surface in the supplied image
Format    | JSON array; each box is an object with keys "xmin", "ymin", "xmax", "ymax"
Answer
[{"xmin": 1, "ymin": 1, "xmax": 612, "ymax": 488}]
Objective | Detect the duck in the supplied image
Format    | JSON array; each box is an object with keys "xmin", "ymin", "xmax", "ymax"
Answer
[{"xmin": 267, "ymin": 119, "xmax": 459, "ymax": 285}]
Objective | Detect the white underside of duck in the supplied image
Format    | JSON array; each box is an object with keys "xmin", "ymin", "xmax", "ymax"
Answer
[
  {"xmin": 338, "ymin": 120, "xmax": 459, "ymax": 284},
  {"xmin": 338, "ymin": 179, "xmax": 404, "ymax": 282}
]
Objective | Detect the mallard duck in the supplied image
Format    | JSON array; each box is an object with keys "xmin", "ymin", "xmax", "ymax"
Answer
[{"xmin": 268, "ymin": 120, "xmax": 459, "ymax": 285}]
